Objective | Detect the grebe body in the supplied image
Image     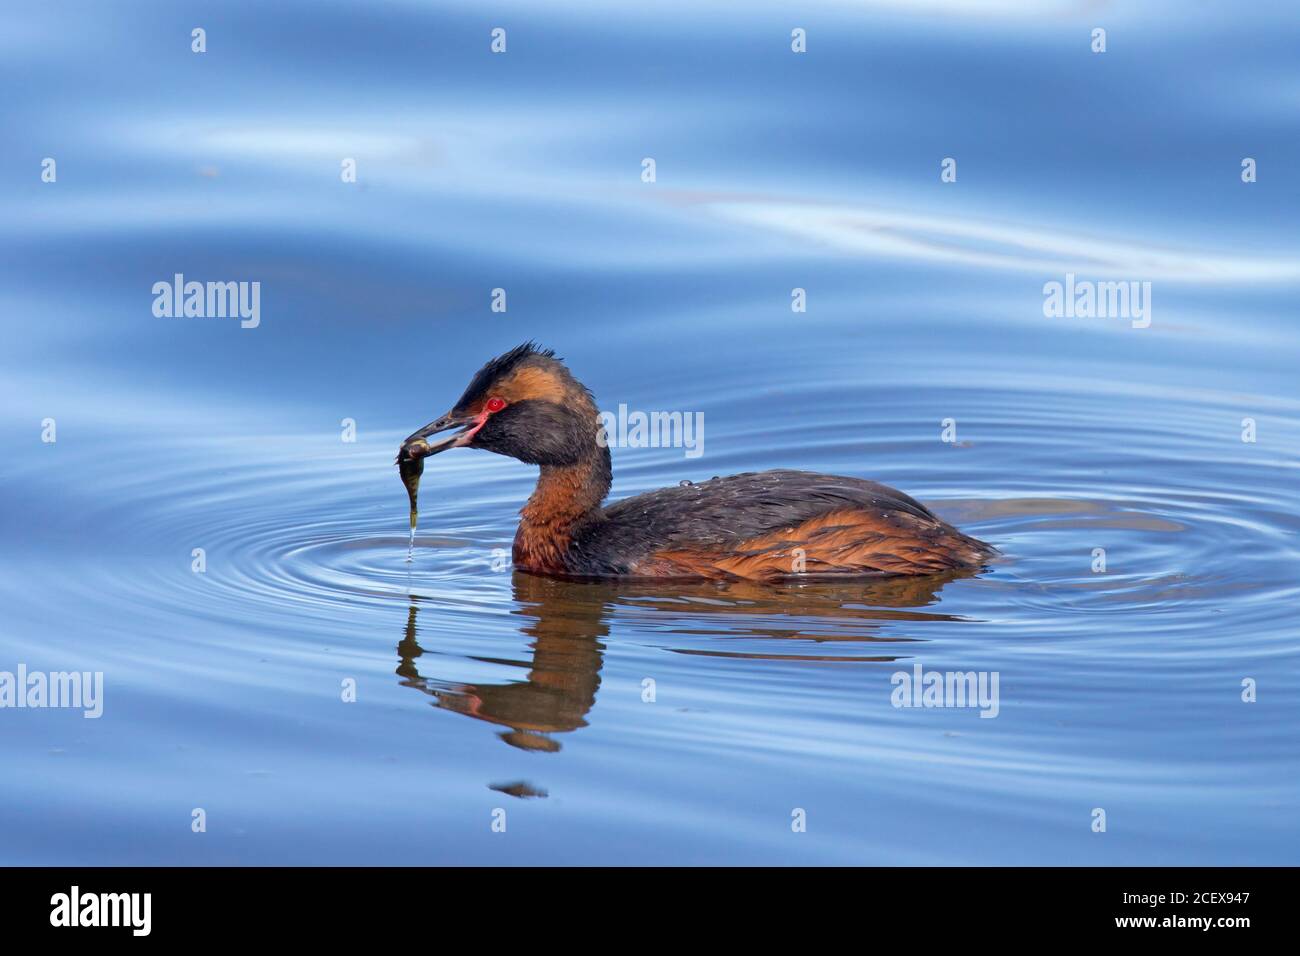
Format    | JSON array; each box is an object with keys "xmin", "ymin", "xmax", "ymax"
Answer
[{"xmin": 398, "ymin": 344, "xmax": 994, "ymax": 581}]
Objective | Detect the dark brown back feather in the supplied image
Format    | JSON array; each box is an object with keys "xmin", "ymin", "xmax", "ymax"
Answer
[{"xmin": 564, "ymin": 469, "xmax": 993, "ymax": 578}]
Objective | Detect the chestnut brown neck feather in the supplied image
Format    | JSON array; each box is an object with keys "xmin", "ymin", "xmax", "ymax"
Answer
[{"xmin": 514, "ymin": 449, "xmax": 611, "ymax": 572}]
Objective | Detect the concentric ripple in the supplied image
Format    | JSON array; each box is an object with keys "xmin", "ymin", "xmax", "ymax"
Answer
[{"xmin": 20, "ymin": 373, "xmax": 1295, "ymax": 674}]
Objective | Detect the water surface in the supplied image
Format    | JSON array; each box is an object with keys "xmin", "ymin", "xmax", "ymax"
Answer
[{"xmin": 2, "ymin": 0, "xmax": 1298, "ymax": 865}]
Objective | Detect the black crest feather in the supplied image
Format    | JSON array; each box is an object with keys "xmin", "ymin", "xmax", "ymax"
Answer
[{"xmin": 455, "ymin": 342, "xmax": 558, "ymax": 409}]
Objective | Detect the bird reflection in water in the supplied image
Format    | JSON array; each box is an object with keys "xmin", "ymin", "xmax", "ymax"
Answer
[{"xmin": 396, "ymin": 569, "xmax": 976, "ymax": 757}]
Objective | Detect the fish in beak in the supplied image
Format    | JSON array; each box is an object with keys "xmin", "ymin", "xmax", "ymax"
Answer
[
  {"xmin": 396, "ymin": 409, "xmax": 490, "ymax": 540},
  {"xmin": 399, "ymin": 410, "xmax": 490, "ymax": 460}
]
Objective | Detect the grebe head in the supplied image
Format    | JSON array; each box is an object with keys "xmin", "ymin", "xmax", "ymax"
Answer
[{"xmin": 399, "ymin": 343, "xmax": 601, "ymax": 466}]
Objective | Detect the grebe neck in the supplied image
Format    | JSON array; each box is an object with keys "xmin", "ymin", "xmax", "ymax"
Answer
[{"xmin": 514, "ymin": 446, "xmax": 611, "ymax": 571}]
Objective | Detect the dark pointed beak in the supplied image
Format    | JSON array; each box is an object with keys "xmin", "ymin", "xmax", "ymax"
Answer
[{"xmin": 397, "ymin": 411, "xmax": 483, "ymax": 463}]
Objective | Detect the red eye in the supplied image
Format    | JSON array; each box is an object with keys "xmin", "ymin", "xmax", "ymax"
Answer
[{"xmin": 485, "ymin": 396, "xmax": 506, "ymax": 413}]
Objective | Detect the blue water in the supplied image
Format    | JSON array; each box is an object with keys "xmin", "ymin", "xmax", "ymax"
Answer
[{"xmin": 2, "ymin": 0, "xmax": 1298, "ymax": 864}]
